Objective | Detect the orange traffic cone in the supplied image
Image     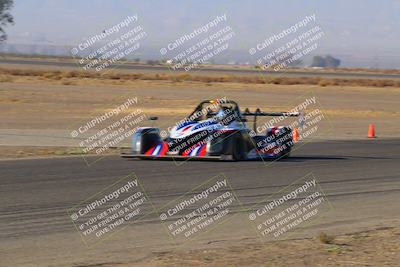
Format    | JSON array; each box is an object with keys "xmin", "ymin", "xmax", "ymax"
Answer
[
  {"xmin": 292, "ymin": 128, "xmax": 299, "ymax": 142},
  {"xmin": 368, "ymin": 124, "xmax": 376, "ymax": 138}
]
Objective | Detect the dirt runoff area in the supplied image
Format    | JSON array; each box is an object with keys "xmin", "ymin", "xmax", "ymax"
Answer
[
  {"xmin": 0, "ymin": 146, "xmax": 120, "ymax": 159},
  {"xmin": 112, "ymin": 227, "xmax": 399, "ymax": 267}
]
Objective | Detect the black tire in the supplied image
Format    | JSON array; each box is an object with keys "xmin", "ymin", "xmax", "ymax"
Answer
[
  {"xmin": 225, "ymin": 133, "xmax": 246, "ymax": 161},
  {"xmin": 233, "ymin": 135, "xmax": 246, "ymax": 160},
  {"xmin": 140, "ymin": 130, "xmax": 161, "ymax": 154}
]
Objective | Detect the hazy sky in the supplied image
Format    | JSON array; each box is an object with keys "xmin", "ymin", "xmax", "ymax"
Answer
[{"xmin": 4, "ymin": 0, "xmax": 400, "ymax": 65}]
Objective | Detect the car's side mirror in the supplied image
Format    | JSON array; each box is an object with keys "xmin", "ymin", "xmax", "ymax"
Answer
[
  {"xmin": 149, "ymin": 116, "xmax": 158, "ymax": 121},
  {"xmin": 241, "ymin": 118, "xmax": 248, "ymax": 122}
]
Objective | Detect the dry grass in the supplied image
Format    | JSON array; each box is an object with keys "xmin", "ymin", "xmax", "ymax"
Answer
[
  {"xmin": 3, "ymin": 54, "xmax": 400, "ymax": 74},
  {"xmin": 318, "ymin": 231, "xmax": 335, "ymax": 244},
  {"xmin": 1, "ymin": 67, "xmax": 400, "ymax": 88},
  {"xmin": 127, "ymin": 227, "xmax": 400, "ymax": 267},
  {"xmin": 61, "ymin": 79, "xmax": 77, "ymax": 86}
]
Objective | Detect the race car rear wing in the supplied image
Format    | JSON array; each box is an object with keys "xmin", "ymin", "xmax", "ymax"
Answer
[{"xmin": 242, "ymin": 108, "xmax": 300, "ymax": 131}]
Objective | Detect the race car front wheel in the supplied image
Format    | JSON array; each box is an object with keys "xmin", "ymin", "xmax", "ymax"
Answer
[
  {"xmin": 232, "ymin": 135, "xmax": 246, "ymax": 160},
  {"xmin": 132, "ymin": 128, "xmax": 161, "ymax": 154},
  {"xmin": 222, "ymin": 133, "xmax": 246, "ymax": 161}
]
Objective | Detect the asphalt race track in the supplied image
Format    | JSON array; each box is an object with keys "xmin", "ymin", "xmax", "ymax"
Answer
[{"xmin": 1, "ymin": 139, "xmax": 400, "ymax": 266}]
